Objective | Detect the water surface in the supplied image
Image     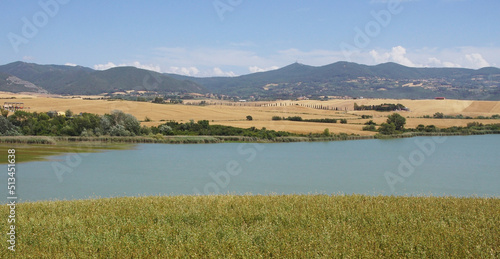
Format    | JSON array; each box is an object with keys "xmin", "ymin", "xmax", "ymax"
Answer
[{"xmin": 1, "ymin": 135, "xmax": 499, "ymax": 202}]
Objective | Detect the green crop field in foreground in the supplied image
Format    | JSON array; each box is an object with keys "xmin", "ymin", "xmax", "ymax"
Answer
[{"xmin": 1, "ymin": 195, "xmax": 499, "ymax": 258}]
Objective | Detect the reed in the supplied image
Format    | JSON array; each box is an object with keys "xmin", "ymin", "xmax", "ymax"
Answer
[{"xmin": 1, "ymin": 195, "xmax": 498, "ymax": 258}]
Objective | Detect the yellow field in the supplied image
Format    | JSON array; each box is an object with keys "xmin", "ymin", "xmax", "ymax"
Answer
[{"xmin": 1, "ymin": 92, "xmax": 500, "ymax": 135}]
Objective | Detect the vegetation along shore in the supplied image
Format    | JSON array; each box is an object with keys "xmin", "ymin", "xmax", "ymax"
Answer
[{"xmin": 0, "ymin": 109, "xmax": 498, "ymax": 145}]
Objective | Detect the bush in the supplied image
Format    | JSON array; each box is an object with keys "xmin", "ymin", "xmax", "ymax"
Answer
[
  {"xmin": 362, "ymin": 125, "xmax": 376, "ymax": 131},
  {"xmin": 272, "ymin": 116, "xmax": 283, "ymax": 121},
  {"xmin": 246, "ymin": 115, "xmax": 253, "ymax": 121},
  {"xmin": 109, "ymin": 125, "xmax": 131, "ymax": 136},
  {"xmin": 340, "ymin": 119, "xmax": 347, "ymax": 124},
  {"xmin": 433, "ymin": 112, "xmax": 444, "ymax": 118},
  {"xmin": 286, "ymin": 116, "xmax": 303, "ymax": 121},
  {"xmin": 378, "ymin": 123, "xmax": 396, "ymax": 135},
  {"xmin": 0, "ymin": 116, "xmax": 20, "ymax": 136},
  {"xmin": 387, "ymin": 113, "xmax": 406, "ymax": 130}
]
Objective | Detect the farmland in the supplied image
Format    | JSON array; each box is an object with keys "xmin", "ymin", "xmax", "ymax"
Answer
[{"xmin": 1, "ymin": 92, "xmax": 500, "ymax": 136}]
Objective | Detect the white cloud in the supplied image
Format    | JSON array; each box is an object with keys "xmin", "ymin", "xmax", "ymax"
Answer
[
  {"xmin": 212, "ymin": 67, "xmax": 236, "ymax": 77},
  {"xmin": 23, "ymin": 56, "xmax": 34, "ymax": 61},
  {"xmin": 127, "ymin": 61, "xmax": 162, "ymax": 73},
  {"xmin": 94, "ymin": 45, "xmax": 499, "ymax": 77},
  {"xmin": 249, "ymin": 66, "xmax": 279, "ymax": 73},
  {"xmin": 65, "ymin": 63, "xmax": 78, "ymax": 67},
  {"xmin": 465, "ymin": 53, "xmax": 490, "ymax": 68},
  {"xmin": 427, "ymin": 57, "xmax": 461, "ymax": 68},
  {"xmin": 367, "ymin": 46, "xmax": 498, "ymax": 68},
  {"xmin": 369, "ymin": 46, "xmax": 418, "ymax": 67},
  {"xmin": 93, "ymin": 61, "xmax": 162, "ymax": 72},
  {"xmin": 166, "ymin": 66, "xmax": 200, "ymax": 76},
  {"xmin": 94, "ymin": 62, "xmax": 117, "ymax": 70}
]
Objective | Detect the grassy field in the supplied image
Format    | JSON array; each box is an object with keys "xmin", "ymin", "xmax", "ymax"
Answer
[
  {"xmin": 2, "ymin": 92, "xmax": 500, "ymax": 135},
  {"xmin": 1, "ymin": 195, "xmax": 498, "ymax": 258}
]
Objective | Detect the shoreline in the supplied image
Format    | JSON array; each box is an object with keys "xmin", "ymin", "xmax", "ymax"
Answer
[
  {"xmin": 0, "ymin": 130, "xmax": 499, "ymax": 145},
  {"xmin": 10, "ymin": 192, "xmax": 500, "ymax": 205}
]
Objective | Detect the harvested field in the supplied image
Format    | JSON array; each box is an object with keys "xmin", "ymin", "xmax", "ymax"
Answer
[{"xmin": 1, "ymin": 92, "xmax": 499, "ymax": 134}]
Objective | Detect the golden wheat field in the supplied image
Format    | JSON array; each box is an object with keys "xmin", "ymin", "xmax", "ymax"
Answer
[{"xmin": 1, "ymin": 92, "xmax": 500, "ymax": 135}]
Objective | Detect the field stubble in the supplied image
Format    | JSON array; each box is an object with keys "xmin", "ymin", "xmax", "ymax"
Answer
[{"xmin": 1, "ymin": 93, "xmax": 500, "ymax": 135}]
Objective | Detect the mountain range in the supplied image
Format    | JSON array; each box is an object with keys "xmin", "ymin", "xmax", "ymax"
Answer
[{"xmin": 1, "ymin": 61, "xmax": 499, "ymax": 100}]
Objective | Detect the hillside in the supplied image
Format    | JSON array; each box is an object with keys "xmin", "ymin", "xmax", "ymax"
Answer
[
  {"xmin": 169, "ymin": 62, "xmax": 500, "ymax": 100},
  {"xmin": 1, "ymin": 61, "xmax": 500, "ymax": 100},
  {"xmin": 0, "ymin": 62, "xmax": 206, "ymax": 95}
]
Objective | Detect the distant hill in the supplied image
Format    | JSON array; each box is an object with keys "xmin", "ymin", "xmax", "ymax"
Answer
[
  {"xmin": 168, "ymin": 62, "xmax": 500, "ymax": 100},
  {"xmin": 1, "ymin": 61, "xmax": 499, "ymax": 100},
  {"xmin": 0, "ymin": 62, "xmax": 206, "ymax": 95}
]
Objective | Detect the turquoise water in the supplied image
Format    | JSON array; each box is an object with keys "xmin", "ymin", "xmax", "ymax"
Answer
[{"xmin": 2, "ymin": 135, "xmax": 499, "ymax": 202}]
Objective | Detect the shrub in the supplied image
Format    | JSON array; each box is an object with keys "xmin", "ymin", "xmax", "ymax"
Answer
[
  {"xmin": 378, "ymin": 123, "xmax": 396, "ymax": 135},
  {"xmin": 433, "ymin": 112, "xmax": 444, "ymax": 118},
  {"xmin": 362, "ymin": 125, "xmax": 376, "ymax": 131}
]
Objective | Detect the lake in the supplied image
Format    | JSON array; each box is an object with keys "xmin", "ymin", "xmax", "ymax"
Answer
[{"xmin": 2, "ymin": 135, "xmax": 499, "ymax": 202}]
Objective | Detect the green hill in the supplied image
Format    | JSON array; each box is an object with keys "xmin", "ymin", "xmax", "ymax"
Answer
[
  {"xmin": 1, "ymin": 61, "xmax": 500, "ymax": 100},
  {"xmin": 169, "ymin": 62, "xmax": 500, "ymax": 100},
  {"xmin": 0, "ymin": 62, "xmax": 206, "ymax": 95}
]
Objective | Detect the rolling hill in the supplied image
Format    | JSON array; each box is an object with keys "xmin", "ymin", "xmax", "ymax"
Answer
[
  {"xmin": 1, "ymin": 61, "xmax": 499, "ymax": 100},
  {"xmin": 168, "ymin": 62, "xmax": 500, "ymax": 100},
  {"xmin": 0, "ymin": 61, "xmax": 206, "ymax": 95}
]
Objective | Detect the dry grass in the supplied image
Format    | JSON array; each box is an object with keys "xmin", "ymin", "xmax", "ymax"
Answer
[{"xmin": 1, "ymin": 92, "xmax": 499, "ymax": 134}]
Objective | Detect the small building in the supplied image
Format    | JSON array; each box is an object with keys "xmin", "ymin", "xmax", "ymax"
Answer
[
  {"xmin": 3, "ymin": 102, "xmax": 24, "ymax": 111},
  {"xmin": 435, "ymin": 97, "xmax": 446, "ymax": 100}
]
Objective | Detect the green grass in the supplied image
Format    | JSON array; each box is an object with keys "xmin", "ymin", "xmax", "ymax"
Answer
[{"xmin": 1, "ymin": 195, "xmax": 498, "ymax": 258}]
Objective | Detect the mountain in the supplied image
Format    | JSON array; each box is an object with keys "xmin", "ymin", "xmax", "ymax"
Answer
[
  {"xmin": 0, "ymin": 62, "xmax": 206, "ymax": 95},
  {"xmin": 1, "ymin": 61, "xmax": 499, "ymax": 100},
  {"xmin": 168, "ymin": 62, "xmax": 500, "ymax": 100}
]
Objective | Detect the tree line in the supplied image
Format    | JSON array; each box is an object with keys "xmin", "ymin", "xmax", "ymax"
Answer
[{"xmin": 0, "ymin": 109, "xmax": 294, "ymax": 140}]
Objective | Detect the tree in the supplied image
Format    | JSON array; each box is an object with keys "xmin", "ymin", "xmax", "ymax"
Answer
[
  {"xmin": 0, "ymin": 116, "xmax": 19, "ymax": 136},
  {"xmin": 152, "ymin": 97, "xmax": 164, "ymax": 104},
  {"xmin": 386, "ymin": 113, "xmax": 406, "ymax": 131},
  {"xmin": 246, "ymin": 115, "xmax": 253, "ymax": 121},
  {"xmin": 0, "ymin": 108, "xmax": 8, "ymax": 117},
  {"xmin": 378, "ymin": 123, "xmax": 396, "ymax": 135},
  {"xmin": 65, "ymin": 109, "xmax": 74, "ymax": 117},
  {"xmin": 433, "ymin": 112, "xmax": 444, "ymax": 119},
  {"xmin": 322, "ymin": 128, "xmax": 330, "ymax": 136},
  {"xmin": 340, "ymin": 119, "xmax": 347, "ymax": 124}
]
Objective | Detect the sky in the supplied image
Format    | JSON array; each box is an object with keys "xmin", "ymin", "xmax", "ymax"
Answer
[{"xmin": 2, "ymin": 0, "xmax": 500, "ymax": 77}]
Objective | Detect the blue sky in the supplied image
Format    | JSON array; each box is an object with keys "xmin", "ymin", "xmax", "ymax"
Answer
[{"xmin": 2, "ymin": 0, "xmax": 499, "ymax": 76}]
